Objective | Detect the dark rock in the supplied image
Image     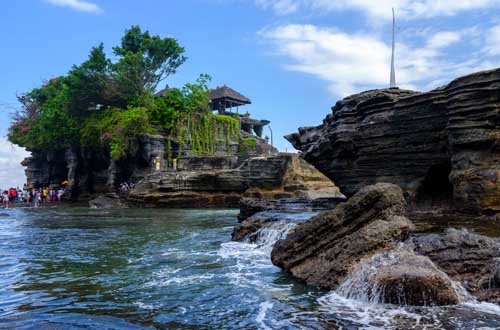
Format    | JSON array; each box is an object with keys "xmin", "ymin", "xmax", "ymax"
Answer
[
  {"xmin": 238, "ymin": 195, "xmax": 344, "ymax": 222},
  {"xmin": 271, "ymin": 183, "xmax": 414, "ymax": 288},
  {"xmin": 89, "ymin": 194, "xmax": 127, "ymax": 209},
  {"xmin": 232, "ymin": 211, "xmax": 317, "ymax": 242},
  {"xmin": 411, "ymin": 228, "xmax": 500, "ymax": 302},
  {"xmin": 374, "ymin": 250, "xmax": 460, "ymax": 306},
  {"xmin": 338, "ymin": 248, "xmax": 460, "ymax": 306},
  {"xmin": 286, "ymin": 68, "xmax": 500, "ymax": 215}
]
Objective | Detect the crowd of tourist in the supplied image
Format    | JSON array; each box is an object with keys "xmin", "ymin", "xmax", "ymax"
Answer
[
  {"xmin": 119, "ymin": 182, "xmax": 135, "ymax": 193},
  {"xmin": 1, "ymin": 187, "xmax": 65, "ymax": 209}
]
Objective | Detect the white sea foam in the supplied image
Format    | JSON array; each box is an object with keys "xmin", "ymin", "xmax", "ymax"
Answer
[{"xmin": 256, "ymin": 301, "xmax": 273, "ymax": 330}]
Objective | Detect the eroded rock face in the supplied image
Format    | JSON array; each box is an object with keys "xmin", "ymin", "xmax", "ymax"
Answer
[
  {"xmin": 412, "ymin": 228, "xmax": 500, "ymax": 302},
  {"xmin": 129, "ymin": 154, "xmax": 343, "ymax": 208},
  {"xmin": 286, "ymin": 69, "xmax": 500, "ymax": 214},
  {"xmin": 271, "ymin": 183, "xmax": 415, "ymax": 288}
]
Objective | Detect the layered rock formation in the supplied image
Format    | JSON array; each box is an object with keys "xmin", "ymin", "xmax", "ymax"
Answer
[
  {"xmin": 412, "ymin": 228, "xmax": 500, "ymax": 302},
  {"xmin": 286, "ymin": 68, "xmax": 500, "ymax": 214},
  {"xmin": 22, "ymin": 134, "xmax": 173, "ymax": 199},
  {"xmin": 269, "ymin": 182, "xmax": 500, "ymax": 305},
  {"xmin": 22, "ymin": 125, "xmax": 277, "ymax": 201},
  {"xmin": 128, "ymin": 153, "xmax": 343, "ymax": 208},
  {"xmin": 271, "ymin": 183, "xmax": 414, "ymax": 288}
]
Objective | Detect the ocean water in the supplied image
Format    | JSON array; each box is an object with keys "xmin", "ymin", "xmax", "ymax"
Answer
[{"xmin": 0, "ymin": 208, "xmax": 499, "ymax": 329}]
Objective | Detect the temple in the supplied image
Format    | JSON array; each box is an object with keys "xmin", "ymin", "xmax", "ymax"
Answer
[
  {"xmin": 209, "ymin": 85, "xmax": 270, "ymax": 138},
  {"xmin": 155, "ymin": 85, "xmax": 271, "ymax": 139},
  {"xmin": 209, "ymin": 85, "xmax": 251, "ymax": 114}
]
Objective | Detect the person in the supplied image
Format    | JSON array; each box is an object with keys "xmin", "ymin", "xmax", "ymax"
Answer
[
  {"xmin": 33, "ymin": 188, "xmax": 39, "ymax": 208},
  {"xmin": 3, "ymin": 190, "xmax": 9, "ymax": 209},
  {"xmin": 8, "ymin": 188, "xmax": 16, "ymax": 204},
  {"xmin": 57, "ymin": 188, "xmax": 65, "ymax": 202},
  {"xmin": 42, "ymin": 187, "xmax": 48, "ymax": 204}
]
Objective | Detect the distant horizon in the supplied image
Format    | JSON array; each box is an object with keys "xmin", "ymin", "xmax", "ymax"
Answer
[{"xmin": 1, "ymin": 0, "xmax": 499, "ymax": 187}]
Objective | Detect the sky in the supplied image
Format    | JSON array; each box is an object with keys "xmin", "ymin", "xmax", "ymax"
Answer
[{"xmin": 0, "ymin": 0, "xmax": 499, "ymax": 188}]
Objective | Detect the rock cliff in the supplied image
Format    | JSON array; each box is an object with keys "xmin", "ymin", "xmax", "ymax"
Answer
[
  {"xmin": 21, "ymin": 126, "xmax": 278, "ymax": 201},
  {"xmin": 128, "ymin": 153, "xmax": 343, "ymax": 207},
  {"xmin": 286, "ymin": 68, "xmax": 500, "ymax": 215}
]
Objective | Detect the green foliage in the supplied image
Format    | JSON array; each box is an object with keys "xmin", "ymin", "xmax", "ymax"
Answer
[
  {"xmin": 9, "ymin": 78, "xmax": 78, "ymax": 151},
  {"xmin": 65, "ymin": 43, "xmax": 113, "ymax": 114},
  {"xmin": 80, "ymin": 107, "xmax": 152, "ymax": 159},
  {"xmin": 175, "ymin": 112, "xmax": 240, "ymax": 156},
  {"xmin": 8, "ymin": 26, "xmax": 253, "ymax": 162},
  {"xmin": 238, "ymin": 137, "xmax": 257, "ymax": 157},
  {"xmin": 112, "ymin": 25, "xmax": 187, "ymax": 98}
]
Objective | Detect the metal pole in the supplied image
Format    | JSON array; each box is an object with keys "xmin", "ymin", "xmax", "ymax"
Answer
[
  {"xmin": 390, "ymin": 8, "xmax": 396, "ymax": 88},
  {"xmin": 268, "ymin": 126, "xmax": 273, "ymax": 147}
]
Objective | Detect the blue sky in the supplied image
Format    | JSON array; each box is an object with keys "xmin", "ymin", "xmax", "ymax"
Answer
[{"xmin": 0, "ymin": 0, "xmax": 499, "ymax": 188}]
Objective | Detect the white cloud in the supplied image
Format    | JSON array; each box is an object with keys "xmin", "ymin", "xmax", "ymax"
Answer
[
  {"xmin": 45, "ymin": 0, "xmax": 102, "ymax": 13},
  {"xmin": 260, "ymin": 24, "xmax": 498, "ymax": 97},
  {"xmin": 254, "ymin": 0, "xmax": 299, "ymax": 15},
  {"xmin": 253, "ymin": 0, "xmax": 499, "ymax": 19},
  {"xmin": 484, "ymin": 24, "xmax": 500, "ymax": 55},
  {"xmin": 427, "ymin": 31, "xmax": 462, "ymax": 49},
  {"xmin": 0, "ymin": 139, "xmax": 29, "ymax": 189}
]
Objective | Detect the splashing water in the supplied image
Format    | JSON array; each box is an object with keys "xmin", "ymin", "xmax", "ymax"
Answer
[
  {"xmin": 2, "ymin": 208, "xmax": 500, "ymax": 329},
  {"xmin": 250, "ymin": 220, "xmax": 297, "ymax": 253},
  {"xmin": 336, "ymin": 245, "xmax": 473, "ymax": 305}
]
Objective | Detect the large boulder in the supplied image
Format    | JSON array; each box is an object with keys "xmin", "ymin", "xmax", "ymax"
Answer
[
  {"xmin": 271, "ymin": 183, "xmax": 414, "ymax": 288},
  {"xmin": 412, "ymin": 228, "xmax": 500, "ymax": 302},
  {"xmin": 337, "ymin": 248, "xmax": 461, "ymax": 306}
]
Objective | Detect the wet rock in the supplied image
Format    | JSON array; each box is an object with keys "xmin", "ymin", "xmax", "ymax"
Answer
[
  {"xmin": 338, "ymin": 248, "xmax": 460, "ymax": 306},
  {"xmin": 89, "ymin": 194, "xmax": 127, "ymax": 209},
  {"xmin": 286, "ymin": 68, "xmax": 500, "ymax": 215},
  {"xmin": 232, "ymin": 211, "xmax": 317, "ymax": 242},
  {"xmin": 374, "ymin": 250, "xmax": 460, "ymax": 306},
  {"xmin": 271, "ymin": 183, "xmax": 415, "ymax": 288},
  {"xmin": 412, "ymin": 228, "xmax": 500, "ymax": 302},
  {"xmin": 238, "ymin": 195, "xmax": 344, "ymax": 222}
]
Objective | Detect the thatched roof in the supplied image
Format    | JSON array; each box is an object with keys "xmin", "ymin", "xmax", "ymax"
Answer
[
  {"xmin": 209, "ymin": 86, "xmax": 251, "ymax": 105},
  {"xmin": 154, "ymin": 87, "xmax": 170, "ymax": 98}
]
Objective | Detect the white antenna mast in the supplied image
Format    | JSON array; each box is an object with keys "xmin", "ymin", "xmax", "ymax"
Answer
[{"xmin": 390, "ymin": 7, "xmax": 396, "ymax": 88}]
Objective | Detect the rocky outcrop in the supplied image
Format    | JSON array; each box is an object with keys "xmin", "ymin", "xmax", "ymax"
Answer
[
  {"xmin": 286, "ymin": 68, "xmax": 500, "ymax": 215},
  {"xmin": 412, "ymin": 228, "xmax": 500, "ymax": 302},
  {"xmin": 128, "ymin": 153, "xmax": 343, "ymax": 208},
  {"xmin": 89, "ymin": 193, "xmax": 128, "ymax": 209},
  {"xmin": 232, "ymin": 211, "xmax": 318, "ymax": 242},
  {"xmin": 338, "ymin": 247, "xmax": 461, "ymax": 306},
  {"xmin": 22, "ymin": 125, "xmax": 278, "ymax": 200},
  {"xmin": 271, "ymin": 183, "xmax": 414, "ymax": 288}
]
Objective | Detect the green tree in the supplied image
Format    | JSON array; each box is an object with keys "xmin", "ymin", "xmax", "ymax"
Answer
[
  {"xmin": 113, "ymin": 25, "xmax": 187, "ymax": 100},
  {"xmin": 65, "ymin": 43, "xmax": 114, "ymax": 114}
]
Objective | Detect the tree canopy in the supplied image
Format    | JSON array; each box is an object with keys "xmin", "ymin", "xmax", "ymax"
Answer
[{"xmin": 8, "ymin": 26, "xmax": 242, "ymax": 161}]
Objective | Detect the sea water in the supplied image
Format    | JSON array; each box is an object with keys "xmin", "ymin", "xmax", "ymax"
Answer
[{"xmin": 0, "ymin": 208, "xmax": 499, "ymax": 329}]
